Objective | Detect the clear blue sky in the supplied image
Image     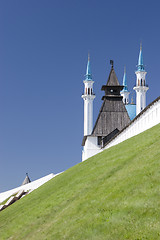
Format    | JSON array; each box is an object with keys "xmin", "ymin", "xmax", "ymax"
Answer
[{"xmin": 0, "ymin": 0, "xmax": 160, "ymax": 192}]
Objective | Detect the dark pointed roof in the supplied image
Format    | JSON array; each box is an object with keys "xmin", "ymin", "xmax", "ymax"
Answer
[
  {"xmin": 106, "ymin": 67, "xmax": 120, "ymax": 86},
  {"xmin": 82, "ymin": 64, "xmax": 131, "ymax": 146},
  {"xmin": 21, "ymin": 173, "xmax": 31, "ymax": 186},
  {"xmin": 92, "ymin": 65, "xmax": 130, "ymax": 137},
  {"xmin": 101, "ymin": 66, "xmax": 123, "ymax": 99},
  {"xmin": 92, "ymin": 97, "xmax": 130, "ymax": 136}
]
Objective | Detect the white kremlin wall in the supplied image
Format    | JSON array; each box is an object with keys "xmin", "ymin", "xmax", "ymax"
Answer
[
  {"xmin": 0, "ymin": 173, "xmax": 62, "ymax": 203},
  {"xmin": 104, "ymin": 96, "xmax": 160, "ymax": 150},
  {"xmin": 82, "ymin": 136, "xmax": 101, "ymax": 161},
  {"xmin": 83, "ymin": 96, "xmax": 160, "ymax": 161}
]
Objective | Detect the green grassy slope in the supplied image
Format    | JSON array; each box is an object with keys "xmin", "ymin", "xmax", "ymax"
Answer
[{"xmin": 1, "ymin": 124, "xmax": 160, "ymax": 240}]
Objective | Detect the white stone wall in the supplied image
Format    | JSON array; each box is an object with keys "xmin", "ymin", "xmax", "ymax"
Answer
[
  {"xmin": 82, "ymin": 136, "xmax": 101, "ymax": 161},
  {"xmin": 0, "ymin": 173, "xmax": 62, "ymax": 203},
  {"xmin": 83, "ymin": 97, "xmax": 160, "ymax": 161},
  {"xmin": 104, "ymin": 98, "xmax": 160, "ymax": 150}
]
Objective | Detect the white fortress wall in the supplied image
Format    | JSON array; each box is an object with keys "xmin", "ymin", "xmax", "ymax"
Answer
[
  {"xmin": 82, "ymin": 136, "xmax": 101, "ymax": 161},
  {"xmin": 0, "ymin": 172, "xmax": 62, "ymax": 203},
  {"xmin": 104, "ymin": 97, "xmax": 160, "ymax": 150}
]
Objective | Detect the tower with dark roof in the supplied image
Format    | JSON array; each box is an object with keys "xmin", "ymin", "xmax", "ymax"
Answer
[
  {"xmin": 82, "ymin": 61, "xmax": 131, "ymax": 161},
  {"xmin": 91, "ymin": 62, "xmax": 130, "ymax": 145}
]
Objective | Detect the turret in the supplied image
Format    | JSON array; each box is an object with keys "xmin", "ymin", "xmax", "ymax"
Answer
[
  {"xmin": 133, "ymin": 44, "xmax": 149, "ymax": 115},
  {"xmin": 82, "ymin": 55, "xmax": 95, "ymax": 136}
]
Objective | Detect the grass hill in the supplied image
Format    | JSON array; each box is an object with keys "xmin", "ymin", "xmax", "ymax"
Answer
[{"xmin": 1, "ymin": 124, "xmax": 160, "ymax": 240}]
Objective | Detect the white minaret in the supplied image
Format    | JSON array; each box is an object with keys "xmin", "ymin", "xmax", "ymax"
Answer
[
  {"xmin": 133, "ymin": 44, "xmax": 149, "ymax": 115},
  {"xmin": 120, "ymin": 66, "xmax": 130, "ymax": 105},
  {"xmin": 82, "ymin": 55, "xmax": 95, "ymax": 136}
]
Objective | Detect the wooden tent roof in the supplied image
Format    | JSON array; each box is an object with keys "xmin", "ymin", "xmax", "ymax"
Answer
[
  {"xmin": 92, "ymin": 97, "xmax": 130, "ymax": 136},
  {"xmin": 106, "ymin": 66, "xmax": 120, "ymax": 86},
  {"xmin": 92, "ymin": 66, "xmax": 130, "ymax": 137}
]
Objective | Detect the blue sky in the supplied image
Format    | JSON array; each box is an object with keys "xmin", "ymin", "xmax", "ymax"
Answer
[{"xmin": 0, "ymin": 0, "xmax": 160, "ymax": 192}]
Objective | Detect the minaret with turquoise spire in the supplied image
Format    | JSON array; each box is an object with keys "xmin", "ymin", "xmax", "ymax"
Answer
[
  {"xmin": 133, "ymin": 44, "xmax": 149, "ymax": 115},
  {"xmin": 82, "ymin": 54, "xmax": 95, "ymax": 136},
  {"xmin": 120, "ymin": 66, "xmax": 130, "ymax": 105}
]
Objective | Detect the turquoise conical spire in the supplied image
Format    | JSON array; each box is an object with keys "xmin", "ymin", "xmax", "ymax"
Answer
[
  {"xmin": 123, "ymin": 66, "xmax": 128, "ymax": 91},
  {"xmin": 85, "ymin": 54, "xmax": 92, "ymax": 80},
  {"xmin": 137, "ymin": 43, "xmax": 145, "ymax": 71},
  {"xmin": 121, "ymin": 66, "xmax": 128, "ymax": 92}
]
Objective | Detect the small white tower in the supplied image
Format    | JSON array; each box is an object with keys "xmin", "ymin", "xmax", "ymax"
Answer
[
  {"xmin": 133, "ymin": 44, "xmax": 149, "ymax": 115},
  {"xmin": 120, "ymin": 66, "xmax": 130, "ymax": 105},
  {"xmin": 82, "ymin": 55, "xmax": 95, "ymax": 136}
]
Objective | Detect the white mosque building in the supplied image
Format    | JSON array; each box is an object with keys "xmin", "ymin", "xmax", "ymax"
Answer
[{"xmin": 82, "ymin": 45, "xmax": 160, "ymax": 161}]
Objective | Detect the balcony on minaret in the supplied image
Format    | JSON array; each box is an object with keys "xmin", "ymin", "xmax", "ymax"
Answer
[
  {"xmin": 85, "ymin": 87, "xmax": 93, "ymax": 95},
  {"xmin": 82, "ymin": 88, "xmax": 95, "ymax": 97},
  {"xmin": 136, "ymin": 79, "xmax": 148, "ymax": 87}
]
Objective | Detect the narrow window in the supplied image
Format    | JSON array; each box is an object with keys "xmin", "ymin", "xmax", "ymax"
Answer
[
  {"xmin": 91, "ymin": 88, "xmax": 93, "ymax": 94},
  {"xmin": 141, "ymin": 79, "xmax": 143, "ymax": 86},
  {"xmin": 88, "ymin": 88, "xmax": 90, "ymax": 95},
  {"xmin": 85, "ymin": 88, "xmax": 87, "ymax": 94}
]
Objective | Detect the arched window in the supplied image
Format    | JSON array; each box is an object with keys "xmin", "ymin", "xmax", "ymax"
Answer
[
  {"xmin": 88, "ymin": 88, "xmax": 90, "ymax": 95},
  {"xmin": 141, "ymin": 79, "xmax": 143, "ymax": 86}
]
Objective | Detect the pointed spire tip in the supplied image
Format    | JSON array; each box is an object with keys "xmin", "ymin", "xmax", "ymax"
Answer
[
  {"xmin": 88, "ymin": 52, "xmax": 90, "ymax": 61},
  {"xmin": 140, "ymin": 42, "xmax": 142, "ymax": 51},
  {"xmin": 110, "ymin": 60, "xmax": 114, "ymax": 68},
  {"xmin": 137, "ymin": 42, "xmax": 144, "ymax": 71},
  {"xmin": 85, "ymin": 53, "xmax": 92, "ymax": 80}
]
